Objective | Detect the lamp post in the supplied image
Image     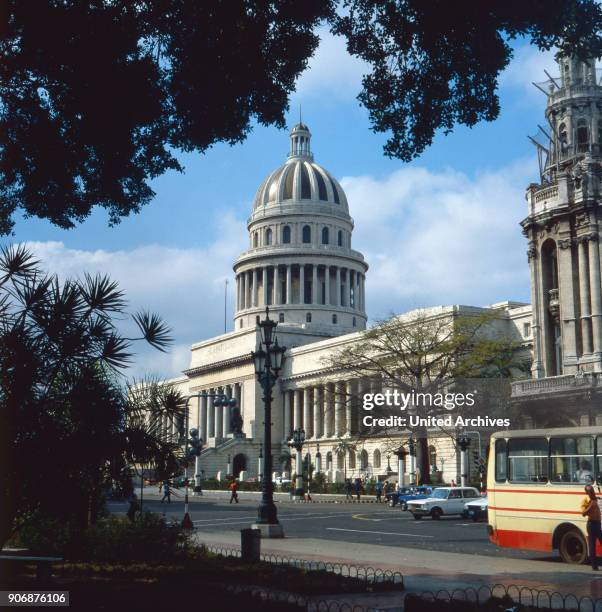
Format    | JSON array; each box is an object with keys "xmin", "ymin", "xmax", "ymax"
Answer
[
  {"xmin": 251, "ymin": 307, "xmax": 286, "ymax": 538},
  {"xmin": 289, "ymin": 428, "xmax": 306, "ymax": 499},
  {"xmin": 182, "ymin": 427, "xmax": 202, "ymax": 530},
  {"xmin": 407, "ymin": 436, "xmax": 417, "ymax": 485},
  {"xmin": 315, "ymin": 442, "xmax": 322, "ymax": 474}
]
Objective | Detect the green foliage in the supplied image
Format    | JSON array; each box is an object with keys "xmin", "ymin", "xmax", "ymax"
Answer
[
  {"xmin": 0, "ymin": 246, "xmax": 182, "ymax": 550},
  {"xmin": 3, "ymin": 2, "xmax": 602, "ymax": 232}
]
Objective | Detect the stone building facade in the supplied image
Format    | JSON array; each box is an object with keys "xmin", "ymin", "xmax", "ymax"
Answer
[
  {"xmin": 155, "ymin": 122, "xmax": 534, "ymax": 486},
  {"xmin": 512, "ymin": 53, "xmax": 602, "ymax": 421}
]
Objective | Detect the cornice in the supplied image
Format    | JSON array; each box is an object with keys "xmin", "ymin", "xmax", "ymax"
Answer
[{"xmin": 184, "ymin": 353, "xmax": 252, "ymax": 378}]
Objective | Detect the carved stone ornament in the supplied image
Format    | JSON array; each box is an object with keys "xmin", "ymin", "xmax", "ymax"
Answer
[
  {"xmin": 527, "ymin": 245, "xmax": 538, "ymax": 261},
  {"xmin": 558, "ymin": 238, "xmax": 574, "ymax": 249},
  {"xmin": 575, "ymin": 212, "xmax": 591, "ymax": 228}
]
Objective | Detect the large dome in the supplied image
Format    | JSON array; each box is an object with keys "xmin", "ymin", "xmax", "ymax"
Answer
[{"xmin": 253, "ymin": 123, "xmax": 349, "ymax": 212}]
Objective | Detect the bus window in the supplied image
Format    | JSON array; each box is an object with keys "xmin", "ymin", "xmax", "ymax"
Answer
[
  {"xmin": 595, "ymin": 437, "xmax": 602, "ymax": 484},
  {"xmin": 550, "ymin": 436, "xmax": 594, "ymax": 483},
  {"xmin": 495, "ymin": 439, "xmax": 507, "ymax": 483},
  {"xmin": 508, "ymin": 438, "xmax": 548, "ymax": 483}
]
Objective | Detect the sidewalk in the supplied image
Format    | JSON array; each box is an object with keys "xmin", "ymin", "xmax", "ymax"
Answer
[{"xmin": 193, "ymin": 529, "xmax": 602, "ymax": 602}]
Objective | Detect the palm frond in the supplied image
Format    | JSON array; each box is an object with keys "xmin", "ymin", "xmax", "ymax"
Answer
[
  {"xmin": 80, "ymin": 273, "xmax": 126, "ymax": 315},
  {"xmin": 131, "ymin": 310, "xmax": 172, "ymax": 351},
  {"xmin": 0, "ymin": 244, "xmax": 39, "ymax": 283}
]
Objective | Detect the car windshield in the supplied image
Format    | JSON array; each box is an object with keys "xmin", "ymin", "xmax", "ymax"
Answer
[{"xmin": 431, "ymin": 489, "xmax": 449, "ymax": 499}]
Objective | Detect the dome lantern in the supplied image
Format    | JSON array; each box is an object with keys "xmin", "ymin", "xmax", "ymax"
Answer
[{"xmin": 289, "ymin": 123, "xmax": 313, "ymax": 160}]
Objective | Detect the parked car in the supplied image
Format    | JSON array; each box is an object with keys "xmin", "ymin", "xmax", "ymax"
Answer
[
  {"xmin": 386, "ymin": 486, "xmax": 434, "ymax": 509},
  {"xmin": 273, "ymin": 476, "xmax": 292, "ymax": 486},
  {"xmin": 407, "ymin": 487, "xmax": 481, "ymax": 520},
  {"xmin": 462, "ymin": 496, "xmax": 488, "ymax": 522}
]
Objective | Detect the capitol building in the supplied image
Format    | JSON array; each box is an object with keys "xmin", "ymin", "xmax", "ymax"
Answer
[{"xmin": 158, "ymin": 117, "xmax": 538, "ymax": 486}]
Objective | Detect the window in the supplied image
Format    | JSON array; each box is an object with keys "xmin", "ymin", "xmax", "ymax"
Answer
[
  {"xmin": 352, "ymin": 317, "xmax": 356, "ymax": 327},
  {"xmin": 550, "ymin": 436, "xmax": 594, "ymax": 483},
  {"xmin": 256, "ymin": 315, "xmax": 260, "ymax": 324},
  {"xmin": 265, "ymin": 228, "xmax": 272, "ymax": 245},
  {"xmin": 495, "ymin": 439, "xmax": 507, "ymax": 483},
  {"xmin": 463, "ymin": 489, "xmax": 478, "ymax": 498},
  {"xmin": 448, "ymin": 490, "xmax": 462, "ymax": 499},
  {"xmin": 239, "ymin": 320, "xmax": 243, "ymax": 328},
  {"xmin": 337, "ymin": 230, "xmax": 343, "ymax": 247},
  {"xmin": 283, "ymin": 225, "xmax": 291, "ymax": 244},
  {"xmin": 253, "ymin": 233, "xmax": 258, "ymax": 248},
  {"xmin": 577, "ymin": 118, "xmax": 589, "ymax": 152},
  {"xmin": 279, "ymin": 313, "xmax": 284, "ymax": 323},
  {"xmin": 306, "ymin": 312, "xmax": 312, "ymax": 323},
  {"xmin": 523, "ymin": 322, "xmax": 531, "ymax": 337},
  {"xmin": 302, "ymin": 225, "xmax": 311, "ymax": 243},
  {"xmin": 508, "ymin": 438, "xmax": 548, "ymax": 483},
  {"xmin": 373, "ymin": 449, "xmax": 381, "ymax": 468},
  {"xmin": 332, "ymin": 314, "xmax": 337, "ymax": 324},
  {"xmin": 322, "ymin": 227, "xmax": 329, "ymax": 244},
  {"xmin": 360, "ymin": 450, "xmax": 368, "ymax": 470}
]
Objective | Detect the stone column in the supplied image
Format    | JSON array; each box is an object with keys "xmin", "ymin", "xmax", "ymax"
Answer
[
  {"xmin": 283, "ymin": 390, "xmax": 292, "ymax": 440},
  {"xmin": 588, "ymin": 236, "xmax": 602, "ymax": 354},
  {"xmin": 252, "ymin": 268, "xmax": 258, "ymax": 307},
  {"xmin": 300, "ymin": 264, "xmax": 305, "ymax": 304},
  {"xmin": 303, "ymin": 387, "xmax": 312, "ymax": 438},
  {"xmin": 294, "ymin": 389, "xmax": 303, "ymax": 430},
  {"xmin": 334, "ymin": 381, "xmax": 343, "ymax": 437},
  {"xmin": 528, "ymin": 244, "xmax": 544, "ymax": 377},
  {"xmin": 355, "ymin": 271, "xmax": 361, "ymax": 310},
  {"xmin": 240, "ymin": 273, "xmax": 245, "ymax": 309},
  {"xmin": 263, "ymin": 265, "xmax": 269, "ymax": 306},
  {"xmin": 324, "ymin": 266, "xmax": 330, "ymax": 305},
  {"xmin": 325, "ymin": 382, "xmax": 335, "ymax": 437},
  {"xmin": 207, "ymin": 390, "xmax": 215, "ymax": 438},
  {"xmin": 286, "ymin": 265, "xmax": 292, "ymax": 305},
  {"xmin": 215, "ymin": 387, "xmax": 223, "ymax": 438},
  {"xmin": 276, "ymin": 266, "xmax": 282, "ymax": 305},
  {"xmin": 348, "ymin": 270, "xmax": 353, "ymax": 309},
  {"xmin": 579, "ymin": 239, "xmax": 593, "ymax": 354},
  {"xmin": 312, "ymin": 264, "xmax": 318, "ymax": 305},
  {"xmin": 313, "ymin": 385, "xmax": 322, "ymax": 438},
  {"xmin": 200, "ymin": 394, "xmax": 208, "ymax": 442},
  {"xmin": 345, "ymin": 380, "xmax": 354, "ymax": 435},
  {"xmin": 233, "ymin": 383, "xmax": 242, "ymax": 434},
  {"xmin": 335, "ymin": 267, "xmax": 341, "ymax": 306}
]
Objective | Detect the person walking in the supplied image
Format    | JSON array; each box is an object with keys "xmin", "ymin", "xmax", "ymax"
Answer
[
  {"xmin": 375, "ymin": 480, "xmax": 383, "ymax": 503},
  {"xmin": 126, "ymin": 490, "xmax": 139, "ymax": 522},
  {"xmin": 581, "ymin": 484, "xmax": 602, "ymax": 570},
  {"xmin": 229, "ymin": 480, "xmax": 239, "ymax": 504},
  {"xmin": 160, "ymin": 480, "xmax": 172, "ymax": 504},
  {"xmin": 354, "ymin": 477, "xmax": 362, "ymax": 502},
  {"xmin": 344, "ymin": 479, "xmax": 353, "ymax": 501}
]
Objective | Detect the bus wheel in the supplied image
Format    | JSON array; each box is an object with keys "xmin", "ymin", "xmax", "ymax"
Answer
[{"xmin": 559, "ymin": 528, "xmax": 588, "ymax": 564}]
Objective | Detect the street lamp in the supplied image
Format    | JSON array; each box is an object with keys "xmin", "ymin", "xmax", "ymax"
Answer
[
  {"xmin": 407, "ymin": 436, "xmax": 417, "ymax": 485},
  {"xmin": 250, "ymin": 307, "xmax": 286, "ymax": 538},
  {"xmin": 457, "ymin": 435, "xmax": 471, "ymax": 487},
  {"xmin": 289, "ymin": 428, "xmax": 306, "ymax": 499}
]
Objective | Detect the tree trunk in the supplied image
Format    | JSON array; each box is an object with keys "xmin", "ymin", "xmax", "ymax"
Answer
[{"xmin": 415, "ymin": 428, "xmax": 431, "ymax": 485}]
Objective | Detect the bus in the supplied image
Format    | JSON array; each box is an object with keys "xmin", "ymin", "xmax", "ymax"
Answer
[{"xmin": 487, "ymin": 425, "xmax": 602, "ymax": 564}]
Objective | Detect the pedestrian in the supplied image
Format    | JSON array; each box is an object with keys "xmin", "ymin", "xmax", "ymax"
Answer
[
  {"xmin": 126, "ymin": 490, "xmax": 139, "ymax": 522},
  {"xmin": 160, "ymin": 480, "xmax": 171, "ymax": 503},
  {"xmin": 229, "ymin": 479, "xmax": 239, "ymax": 504},
  {"xmin": 354, "ymin": 477, "xmax": 362, "ymax": 501},
  {"xmin": 581, "ymin": 484, "xmax": 602, "ymax": 570},
  {"xmin": 375, "ymin": 480, "xmax": 383, "ymax": 503},
  {"xmin": 450, "ymin": 479, "xmax": 456, "ymax": 487},
  {"xmin": 344, "ymin": 478, "xmax": 353, "ymax": 501}
]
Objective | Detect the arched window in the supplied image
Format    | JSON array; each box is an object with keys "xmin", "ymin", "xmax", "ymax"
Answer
[
  {"xmin": 348, "ymin": 450, "xmax": 356, "ymax": 469},
  {"xmin": 360, "ymin": 449, "xmax": 368, "ymax": 470},
  {"xmin": 577, "ymin": 118, "xmax": 589, "ymax": 152},
  {"xmin": 322, "ymin": 227, "xmax": 329, "ymax": 244},
  {"xmin": 278, "ymin": 313, "xmax": 284, "ymax": 323},
  {"xmin": 558, "ymin": 122, "xmax": 568, "ymax": 154},
  {"xmin": 373, "ymin": 449, "xmax": 381, "ymax": 469},
  {"xmin": 306, "ymin": 312, "xmax": 312, "ymax": 323},
  {"xmin": 265, "ymin": 227, "xmax": 273, "ymax": 245},
  {"xmin": 332, "ymin": 314, "xmax": 337, "ymax": 324},
  {"xmin": 326, "ymin": 452, "xmax": 333, "ymax": 471},
  {"xmin": 253, "ymin": 233, "xmax": 258, "ymax": 248},
  {"xmin": 282, "ymin": 225, "xmax": 291, "ymax": 244},
  {"xmin": 429, "ymin": 445, "xmax": 437, "ymax": 471},
  {"xmin": 239, "ymin": 320, "xmax": 243, "ymax": 328},
  {"xmin": 337, "ymin": 230, "xmax": 343, "ymax": 247},
  {"xmin": 302, "ymin": 225, "xmax": 311, "ymax": 244}
]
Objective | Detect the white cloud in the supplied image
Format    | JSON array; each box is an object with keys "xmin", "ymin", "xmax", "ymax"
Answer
[
  {"xmin": 295, "ymin": 29, "xmax": 368, "ymax": 100},
  {"xmin": 23, "ymin": 162, "xmax": 535, "ymax": 381},
  {"xmin": 24, "ymin": 211, "xmax": 247, "ymax": 380},
  {"xmin": 342, "ymin": 160, "xmax": 535, "ymax": 318},
  {"xmin": 500, "ymin": 43, "xmax": 557, "ymax": 99}
]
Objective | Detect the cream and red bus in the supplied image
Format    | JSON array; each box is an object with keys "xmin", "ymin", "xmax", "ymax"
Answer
[{"xmin": 488, "ymin": 426, "xmax": 602, "ymax": 564}]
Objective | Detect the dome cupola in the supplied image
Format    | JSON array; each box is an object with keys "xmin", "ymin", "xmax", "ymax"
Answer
[{"xmin": 233, "ymin": 123, "xmax": 368, "ymax": 336}]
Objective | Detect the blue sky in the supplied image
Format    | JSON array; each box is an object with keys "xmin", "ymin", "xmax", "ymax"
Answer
[{"xmin": 12, "ymin": 33, "xmax": 559, "ymax": 378}]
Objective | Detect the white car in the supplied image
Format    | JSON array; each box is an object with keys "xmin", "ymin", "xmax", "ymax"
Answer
[
  {"xmin": 407, "ymin": 487, "xmax": 480, "ymax": 520},
  {"xmin": 462, "ymin": 496, "xmax": 488, "ymax": 521}
]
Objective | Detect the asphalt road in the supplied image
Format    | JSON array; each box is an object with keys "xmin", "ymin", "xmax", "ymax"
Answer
[{"xmin": 108, "ymin": 497, "xmax": 553, "ymax": 562}]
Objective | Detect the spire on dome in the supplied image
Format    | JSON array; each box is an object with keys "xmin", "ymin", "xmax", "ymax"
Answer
[{"xmin": 289, "ymin": 122, "xmax": 313, "ymax": 160}]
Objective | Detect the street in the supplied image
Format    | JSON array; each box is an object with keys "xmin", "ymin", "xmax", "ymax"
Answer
[{"xmin": 108, "ymin": 495, "xmax": 551, "ymax": 562}]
